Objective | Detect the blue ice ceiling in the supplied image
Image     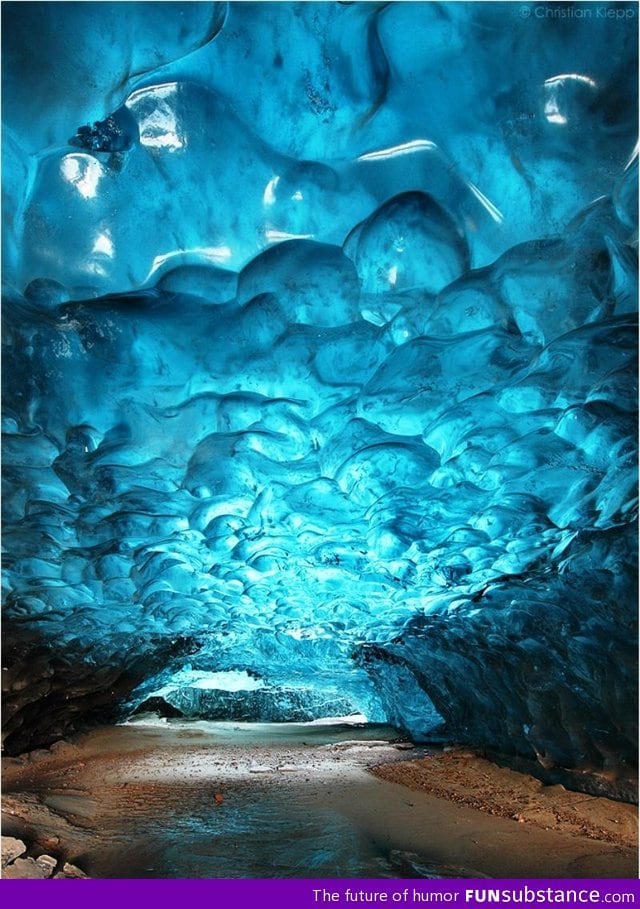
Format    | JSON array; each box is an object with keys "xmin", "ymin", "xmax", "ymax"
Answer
[{"xmin": 1, "ymin": 1, "xmax": 638, "ymax": 782}]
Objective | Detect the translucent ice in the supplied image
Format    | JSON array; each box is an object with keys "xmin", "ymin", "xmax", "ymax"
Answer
[
  {"xmin": 344, "ymin": 192, "xmax": 470, "ymax": 295},
  {"xmin": 2, "ymin": 2, "xmax": 637, "ymax": 787}
]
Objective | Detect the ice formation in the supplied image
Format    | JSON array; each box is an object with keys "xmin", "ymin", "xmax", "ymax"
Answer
[{"xmin": 2, "ymin": 2, "xmax": 637, "ymax": 788}]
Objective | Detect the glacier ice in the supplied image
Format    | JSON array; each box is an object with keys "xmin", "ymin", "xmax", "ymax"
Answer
[
  {"xmin": 344, "ymin": 191, "xmax": 470, "ymax": 295},
  {"xmin": 1, "ymin": 0, "xmax": 637, "ymax": 789}
]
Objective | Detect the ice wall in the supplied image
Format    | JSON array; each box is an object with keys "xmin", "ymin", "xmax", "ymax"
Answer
[{"xmin": 2, "ymin": 1, "xmax": 637, "ymax": 789}]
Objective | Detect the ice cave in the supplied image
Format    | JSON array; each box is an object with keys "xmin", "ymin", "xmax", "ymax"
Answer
[{"xmin": 1, "ymin": 0, "xmax": 638, "ymax": 875}]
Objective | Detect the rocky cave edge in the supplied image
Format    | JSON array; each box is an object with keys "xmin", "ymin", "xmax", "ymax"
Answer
[{"xmin": 2, "ymin": 2, "xmax": 638, "ymax": 803}]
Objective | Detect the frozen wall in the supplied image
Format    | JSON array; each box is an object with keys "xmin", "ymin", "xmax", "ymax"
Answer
[{"xmin": 2, "ymin": 2, "xmax": 637, "ymax": 792}]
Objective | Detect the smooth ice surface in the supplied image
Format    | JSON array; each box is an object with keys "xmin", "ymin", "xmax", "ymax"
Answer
[{"xmin": 2, "ymin": 2, "xmax": 637, "ymax": 779}]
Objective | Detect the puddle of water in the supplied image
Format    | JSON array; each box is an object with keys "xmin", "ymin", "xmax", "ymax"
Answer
[
  {"xmin": 10, "ymin": 720, "xmax": 410, "ymax": 879},
  {"xmin": 92, "ymin": 783, "xmax": 395, "ymax": 878}
]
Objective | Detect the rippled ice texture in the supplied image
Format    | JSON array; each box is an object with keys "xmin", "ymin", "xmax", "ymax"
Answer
[{"xmin": 2, "ymin": 2, "xmax": 638, "ymax": 778}]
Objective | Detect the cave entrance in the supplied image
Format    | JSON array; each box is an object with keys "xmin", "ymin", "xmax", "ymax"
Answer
[
  {"xmin": 126, "ymin": 666, "xmax": 381, "ymax": 727},
  {"xmin": 124, "ymin": 654, "xmax": 445, "ymax": 741}
]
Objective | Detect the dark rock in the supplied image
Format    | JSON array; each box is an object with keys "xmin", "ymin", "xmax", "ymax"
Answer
[{"xmin": 132, "ymin": 696, "xmax": 185, "ymax": 718}]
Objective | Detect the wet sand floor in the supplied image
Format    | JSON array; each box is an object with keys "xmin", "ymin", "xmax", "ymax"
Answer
[{"xmin": 2, "ymin": 720, "xmax": 637, "ymax": 879}]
